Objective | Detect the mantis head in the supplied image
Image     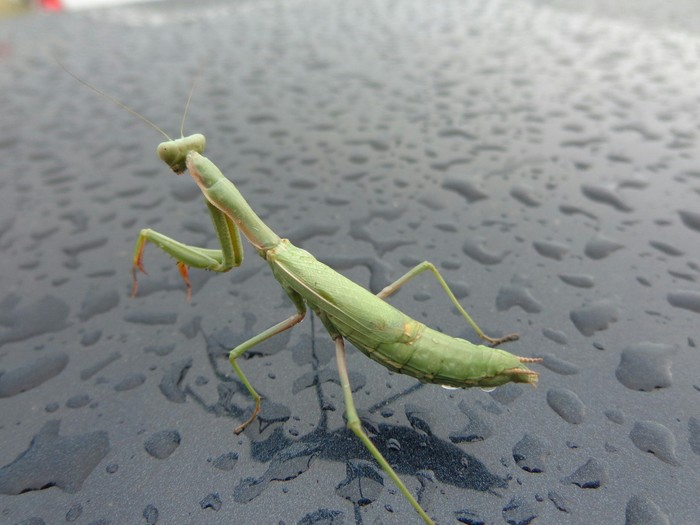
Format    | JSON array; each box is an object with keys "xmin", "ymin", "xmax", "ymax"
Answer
[{"xmin": 157, "ymin": 134, "xmax": 206, "ymax": 174}]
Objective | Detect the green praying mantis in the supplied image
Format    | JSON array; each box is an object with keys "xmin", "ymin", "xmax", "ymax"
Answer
[{"xmin": 65, "ymin": 64, "xmax": 540, "ymax": 525}]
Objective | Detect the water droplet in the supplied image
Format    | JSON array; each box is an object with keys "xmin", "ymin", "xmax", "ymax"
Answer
[
  {"xmin": 667, "ymin": 290, "xmax": 700, "ymax": 313},
  {"xmin": 584, "ymin": 233, "xmax": 624, "ymax": 259},
  {"xmin": 625, "ymin": 494, "xmax": 670, "ymax": 525},
  {"xmin": 533, "ymin": 240, "xmax": 569, "ymax": 260},
  {"xmin": 0, "ymin": 352, "xmax": 69, "ymax": 398},
  {"xmin": 616, "ymin": 342, "xmax": 673, "ymax": 391},
  {"xmin": 0, "ymin": 420, "xmax": 109, "ymax": 494},
  {"xmin": 678, "ymin": 209, "xmax": 700, "ymax": 233},
  {"xmin": 581, "ymin": 183, "xmax": 633, "ymax": 212},
  {"xmin": 563, "ymin": 458, "xmax": 608, "ymax": 489},
  {"xmin": 570, "ymin": 299, "xmax": 619, "ymax": 336},
  {"xmin": 144, "ymin": 429, "xmax": 181, "ymax": 460},
  {"xmin": 546, "ymin": 388, "xmax": 586, "ymax": 424},
  {"xmin": 629, "ymin": 421, "xmax": 680, "ymax": 465},
  {"xmin": 513, "ymin": 434, "xmax": 549, "ymax": 473},
  {"xmin": 496, "ymin": 274, "xmax": 543, "ymax": 313},
  {"xmin": 463, "ymin": 236, "xmax": 509, "ymax": 265},
  {"xmin": 386, "ymin": 438, "xmax": 401, "ymax": 451}
]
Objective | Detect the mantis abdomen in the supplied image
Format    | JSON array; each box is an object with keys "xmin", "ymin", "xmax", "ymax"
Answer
[{"xmin": 267, "ymin": 239, "xmax": 538, "ymax": 389}]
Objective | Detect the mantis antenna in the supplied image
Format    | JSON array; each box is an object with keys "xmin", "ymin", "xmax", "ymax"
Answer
[
  {"xmin": 177, "ymin": 55, "xmax": 211, "ymax": 138},
  {"xmin": 55, "ymin": 55, "xmax": 173, "ymax": 141},
  {"xmin": 179, "ymin": 74, "xmax": 197, "ymax": 139}
]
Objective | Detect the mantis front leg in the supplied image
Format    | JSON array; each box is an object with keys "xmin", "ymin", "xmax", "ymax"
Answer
[
  {"xmin": 132, "ymin": 200, "xmax": 244, "ymax": 300},
  {"xmin": 377, "ymin": 261, "xmax": 518, "ymax": 346}
]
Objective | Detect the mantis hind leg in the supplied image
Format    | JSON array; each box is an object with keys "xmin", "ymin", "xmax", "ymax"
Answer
[
  {"xmin": 132, "ymin": 200, "xmax": 243, "ymax": 300},
  {"xmin": 333, "ymin": 335, "xmax": 434, "ymax": 525},
  {"xmin": 377, "ymin": 261, "xmax": 518, "ymax": 346}
]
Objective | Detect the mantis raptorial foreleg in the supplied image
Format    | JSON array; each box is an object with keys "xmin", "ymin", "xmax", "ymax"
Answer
[
  {"xmin": 229, "ymin": 289, "xmax": 307, "ymax": 435},
  {"xmin": 132, "ymin": 200, "xmax": 243, "ymax": 300},
  {"xmin": 332, "ymin": 334, "xmax": 434, "ymax": 524},
  {"xmin": 377, "ymin": 261, "xmax": 519, "ymax": 346}
]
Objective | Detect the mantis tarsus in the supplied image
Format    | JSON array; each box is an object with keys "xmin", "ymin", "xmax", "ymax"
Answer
[{"xmin": 67, "ymin": 65, "xmax": 540, "ymax": 525}]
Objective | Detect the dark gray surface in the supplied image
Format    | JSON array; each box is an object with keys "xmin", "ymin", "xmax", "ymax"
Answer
[{"xmin": 1, "ymin": 1, "xmax": 699, "ymax": 524}]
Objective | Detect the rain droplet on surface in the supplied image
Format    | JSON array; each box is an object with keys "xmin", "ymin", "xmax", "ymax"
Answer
[
  {"xmin": 495, "ymin": 274, "xmax": 543, "ymax": 313},
  {"xmin": 546, "ymin": 388, "xmax": 586, "ymax": 424},
  {"xmin": 78, "ymin": 287, "xmax": 120, "ymax": 322},
  {"xmin": 581, "ymin": 183, "xmax": 633, "ymax": 212},
  {"xmin": 648, "ymin": 240, "xmax": 684, "ymax": 257},
  {"xmin": 667, "ymin": 290, "xmax": 700, "ymax": 314},
  {"xmin": 114, "ymin": 373, "xmax": 146, "ymax": 392},
  {"xmin": 533, "ymin": 240, "xmax": 569, "ymax": 260},
  {"xmin": 558, "ymin": 274, "xmax": 595, "ymax": 289},
  {"xmin": 143, "ymin": 504, "xmax": 158, "ymax": 525},
  {"xmin": 159, "ymin": 358, "xmax": 192, "ymax": 403},
  {"xmin": 0, "ymin": 420, "xmax": 109, "ymax": 494},
  {"xmin": 144, "ymin": 430, "xmax": 181, "ymax": 460},
  {"xmin": 563, "ymin": 458, "xmax": 608, "ymax": 489},
  {"xmin": 605, "ymin": 409, "xmax": 626, "ymax": 425},
  {"xmin": 542, "ymin": 328, "xmax": 568, "ymax": 345},
  {"xmin": 0, "ymin": 295, "xmax": 70, "ymax": 348},
  {"xmin": 548, "ymin": 490, "xmax": 571, "ymax": 513},
  {"xmin": 80, "ymin": 351, "xmax": 121, "ymax": 381},
  {"xmin": 462, "ymin": 236, "xmax": 509, "ymax": 265},
  {"xmin": 537, "ymin": 354, "xmax": 579, "ymax": 375},
  {"xmin": 66, "ymin": 394, "xmax": 91, "ymax": 409},
  {"xmin": 442, "ymin": 179, "xmax": 488, "ymax": 203},
  {"xmin": 513, "ymin": 434, "xmax": 550, "ymax": 473},
  {"xmin": 629, "ymin": 421, "xmax": 680, "ymax": 465},
  {"xmin": 0, "ymin": 352, "xmax": 69, "ymax": 398},
  {"xmin": 449, "ymin": 403, "xmax": 492, "ymax": 443},
  {"xmin": 678, "ymin": 210, "xmax": 700, "ymax": 233},
  {"xmin": 212, "ymin": 452, "xmax": 239, "ymax": 471},
  {"xmin": 502, "ymin": 496, "xmax": 538, "ymax": 525},
  {"xmin": 625, "ymin": 494, "xmax": 670, "ymax": 525},
  {"xmin": 199, "ymin": 492, "xmax": 222, "ymax": 511},
  {"xmin": 511, "ymin": 185, "xmax": 542, "ymax": 207},
  {"xmin": 688, "ymin": 417, "xmax": 700, "ymax": 456},
  {"xmin": 570, "ymin": 299, "xmax": 619, "ymax": 336},
  {"xmin": 615, "ymin": 343, "xmax": 673, "ymax": 391},
  {"xmin": 584, "ymin": 233, "xmax": 624, "ymax": 260}
]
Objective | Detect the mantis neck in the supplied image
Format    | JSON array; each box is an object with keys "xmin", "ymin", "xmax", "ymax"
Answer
[
  {"xmin": 212, "ymin": 182, "xmax": 280, "ymax": 251},
  {"xmin": 187, "ymin": 152, "xmax": 281, "ymax": 251},
  {"xmin": 232, "ymin": 196, "xmax": 280, "ymax": 251}
]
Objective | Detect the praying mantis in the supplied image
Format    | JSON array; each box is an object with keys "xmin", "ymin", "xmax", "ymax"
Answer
[{"xmin": 65, "ymin": 64, "xmax": 540, "ymax": 525}]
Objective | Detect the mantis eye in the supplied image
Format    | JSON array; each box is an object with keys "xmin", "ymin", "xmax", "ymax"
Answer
[{"xmin": 157, "ymin": 142, "xmax": 187, "ymax": 174}]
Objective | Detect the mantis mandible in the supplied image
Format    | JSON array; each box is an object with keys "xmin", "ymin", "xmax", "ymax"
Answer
[{"xmin": 65, "ymin": 65, "xmax": 540, "ymax": 525}]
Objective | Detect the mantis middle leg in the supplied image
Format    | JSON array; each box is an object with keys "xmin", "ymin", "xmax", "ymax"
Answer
[
  {"xmin": 377, "ymin": 261, "xmax": 518, "ymax": 346},
  {"xmin": 229, "ymin": 288, "xmax": 307, "ymax": 434},
  {"xmin": 132, "ymin": 200, "xmax": 244, "ymax": 300}
]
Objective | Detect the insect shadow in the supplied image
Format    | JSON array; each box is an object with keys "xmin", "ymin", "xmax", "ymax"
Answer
[{"xmin": 174, "ymin": 313, "xmax": 511, "ymax": 520}]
